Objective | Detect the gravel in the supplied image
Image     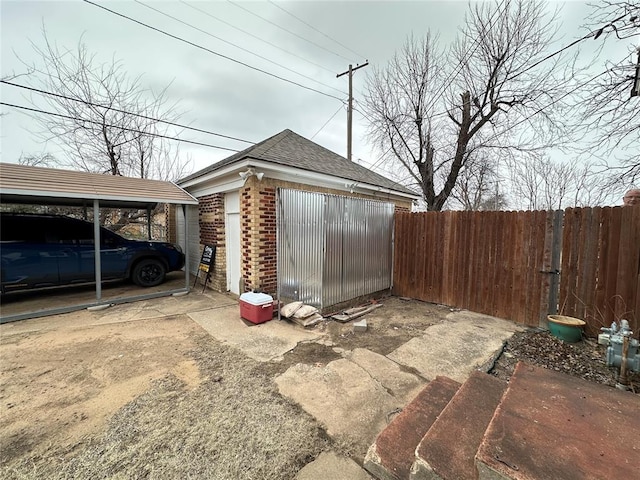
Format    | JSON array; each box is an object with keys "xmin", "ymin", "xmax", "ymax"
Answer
[{"xmin": 490, "ymin": 329, "xmax": 639, "ymax": 394}]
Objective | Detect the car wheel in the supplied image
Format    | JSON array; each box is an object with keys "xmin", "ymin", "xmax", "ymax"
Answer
[{"xmin": 132, "ymin": 258, "xmax": 166, "ymax": 287}]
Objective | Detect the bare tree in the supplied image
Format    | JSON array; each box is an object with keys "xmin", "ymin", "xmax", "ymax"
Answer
[
  {"xmin": 449, "ymin": 153, "xmax": 503, "ymax": 210},
  {"xmin": 20, "ymin": 32, "xmax": 190, "ymax": 181},
  {"xmin": 579, "ymin": 1, "xmax": 640, "ymax": 183},
  {"xmin": 507, "ymin": 154, "xmax": 613, "ymax": 210},
  {"xmin": 588, "ymin": 1, "xmax": 639, "ymax": 40},
  {"xmin": 364, "ymin": 0, "xmax": 573, "ymax": 210},
  {"xmin": 17, "ymin": 152, "xmax": 56, "ymax": 167},
  {"xmin": 568, "ymin": 160, "xmax": 618, "ymax": 206},
  {"xmin": 508, "ymin": 154, "xmax": 570, "ymax": 210},
  {"xmin": 9, "ymin": 32, "xmax": 192, "ymax": 236},
  {"xmin": 363, "ymin": 33, "xmax": 444, "ymax": 204},
  {"xmin": 479, "ymin": 192, "xmax": 509, "ymax": 211}
]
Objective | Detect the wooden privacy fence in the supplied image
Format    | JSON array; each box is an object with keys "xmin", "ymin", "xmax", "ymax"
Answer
[
  {"xmin": 394, "ymin": 206, "xmax": 639, "ymax": 337},
  {"xmin": 560, "ymin": 206, "xmax": 639, "ymax": 336}
]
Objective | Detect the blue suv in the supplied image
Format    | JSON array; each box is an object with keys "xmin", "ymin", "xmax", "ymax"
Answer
[{"xmin": 1, "ymin": 213, "xmax": 185, "ymax": 293}]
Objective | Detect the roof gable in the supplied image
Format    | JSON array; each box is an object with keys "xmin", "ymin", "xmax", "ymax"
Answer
[{"xmin": 179, "ymin": 129, "xmax": 417, "ymax": 197}]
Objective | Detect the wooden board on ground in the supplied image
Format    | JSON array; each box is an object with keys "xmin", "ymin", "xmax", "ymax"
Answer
[{"xmin": 331, "ymin": 304, "xmax": 383, "ymax": 323}]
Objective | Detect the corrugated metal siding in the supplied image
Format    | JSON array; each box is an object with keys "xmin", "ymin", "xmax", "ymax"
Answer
[
  {"xmin": 176, "ymin": 205, "xmax": 201, "ymax": 275},
  {"xmin": 323, "ymin": 196, "xmax": 344, "ymax": 306},
  {"xmin": 277, "ymin": 190, "xmax": 324, "ymax": 306},
  {"xmin": 329, "ymin": 197, "xmax": 394, "ymax": 305},
  {"xmin": 277, "ymin": 189, "xmax": 394, "ymax": 310},
  {"xmin": 366, "ymin": 200, "xmax": 395, "ymax": 292}
]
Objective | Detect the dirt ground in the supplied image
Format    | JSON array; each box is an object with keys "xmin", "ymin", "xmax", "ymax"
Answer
[
  {"xmin": 0, "ymin": 295, "xmax": 451, "ymax": 479},
  {"xmin": 0, "ymin": 315, "xmax": 204, "ymax": 468},
  {"xmin": 1, "ymin": 294, "xmax": 635, "ymax": 479},
  {"xmin": 258, "ymin": 297, "xmax": 453, "ymax": 377},
  {"xmin": 489, "ymin": 329, "xmax": 640, "ymax": 394}
]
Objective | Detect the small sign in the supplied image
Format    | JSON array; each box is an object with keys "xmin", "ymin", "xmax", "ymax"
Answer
[
  {"xmin": 199, "ymin": 244, "xmax": 215, "ymax": 273},
  {"xmin": 195, "ymin": 244, "xmax": 216, "ymax": 292}
]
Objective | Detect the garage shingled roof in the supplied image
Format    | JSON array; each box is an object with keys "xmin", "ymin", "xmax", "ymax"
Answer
[
  {"xmin": 178, "ymin": 129, "xmax": 418, "ymax": 197},
  {"xmin": 0, "ymin": 162, "xmax": 198, "ymax": 208}
]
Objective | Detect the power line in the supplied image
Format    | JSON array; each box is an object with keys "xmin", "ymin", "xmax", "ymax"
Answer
[
  {"xmin": 479, "ymin": 68, "xmax": 612, "ymax": 148},
  {"xmin": 355, "ymin": 13, "xmax": 616, "ymax": 126},
  {"xmin": 426, "ymin": 0, "xmax": 507, "ymax": 117},
  {"xmin": 266, "ymin": 0, "xmax": 366, "ymax": 61},
  {"xmin": 1, "ymin": 80, "xmax": 255, "ymax": 144},
  {"xmin": 509, "ymin": 11, "xmax": 634, "ymax": 82},
  {"xmin": 462, "ymin": 14, "xmax": 622, "ymax": 111},
  {"xmin": 352, "ymin": 68, "xmax": 613, "ymax": 171},
  {"xmin": 134, "ymin": 0, "xmax": 345, "ymax": 96},
  {"xmin": 1, "ymin": 101, "xmax": 242, "ymax": 152},
  {"xmin": 386, "ymin": 1, "xmax": 605, "ymax": 126},
  {"xmin": 179, "ymin": 0, "xmax": 338, "ymax": 76},
  {"xmin": 350, "ymin": 0, "xmax": 507, "ymax": 129},
  {"xmin": 310, "ymin": 102, "xmax": 346, "ymax": 140},
  {"xmin": 348, "ymin": 8, "xmax": 628, "ymax": 195},
  {"xmin": 81, "ymin": 0, "xmax": 344, "ymax": 102},
  {"xmin": 226, "ymin": 0, "xmax": 352, "ymax": 63},
  {"xmin": 443, "ymin": 22, "xmax": 621, "ymax": 122},
  {"xmin": 505, "ymin": 33, "xmax": 597, "ymax": 83}
]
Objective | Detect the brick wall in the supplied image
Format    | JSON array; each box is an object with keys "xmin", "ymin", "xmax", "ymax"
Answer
[
  {"xmin": 197, "ymin": 193, "xmax": 227, "ymax": 292},
  {"xmin": 164, "ymin": 203, "xmax": 176, "ymax": 244},
  {"xmin": 240, "ymin": 179, "xmax": 277, "ymax": 294}
]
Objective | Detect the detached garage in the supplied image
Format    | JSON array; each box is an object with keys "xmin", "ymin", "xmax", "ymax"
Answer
[
  {"xmin": 0, "ymin": 162, "xmax": 198, "ymax": 323},
  {"xmin": 178, "ymin": 129, "xmax": 420, "ymax": 311}
]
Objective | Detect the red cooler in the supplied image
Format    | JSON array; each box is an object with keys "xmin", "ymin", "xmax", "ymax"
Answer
[{"xmin": 239, "ymin": 292, "xmax": 274, "ymax": 324}]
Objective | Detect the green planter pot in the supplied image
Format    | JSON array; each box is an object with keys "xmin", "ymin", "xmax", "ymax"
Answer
[{"xmin": 547, "ymin": 315, "xmax": 586, "ymax": 343}]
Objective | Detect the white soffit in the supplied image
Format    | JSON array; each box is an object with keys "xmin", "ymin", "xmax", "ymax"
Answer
[{"xmin": 181, "ymin": 160, "xmax": 418, "ymax": 202}]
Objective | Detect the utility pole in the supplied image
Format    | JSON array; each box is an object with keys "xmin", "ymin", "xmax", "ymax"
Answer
[{"xmin": 337, "ymin": 62, "xmax": 368, "ymax": 161}]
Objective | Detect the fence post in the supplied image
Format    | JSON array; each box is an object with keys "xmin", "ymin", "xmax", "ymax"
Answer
[{"xmin": 547, "ymin": 209, "xmax": 563, "ymax": 315}]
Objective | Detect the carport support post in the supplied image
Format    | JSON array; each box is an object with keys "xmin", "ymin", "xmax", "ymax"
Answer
[
  {"xmin": 93, "ymin": 200, "xmax": 102, "ymax": 301},
  {"xmin": 183, "ymin": 204, "xmax": 190, "ymax": 289},
  {"xmin": 147, "ymin": 206, "xmax": 152, "ymax": 240}
]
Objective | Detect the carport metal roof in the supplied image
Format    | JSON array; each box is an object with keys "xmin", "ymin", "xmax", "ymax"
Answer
[
  {"xmin": 0, "ymin": 162, "xmax": 198, "ymax": 324},
  {"xmin": 0, "ymin": 162, "xmax": 198, "ymax": 208}
]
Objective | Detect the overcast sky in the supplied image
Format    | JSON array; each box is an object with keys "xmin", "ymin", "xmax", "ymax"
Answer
[{"xmin": 0, "ymin": 0, "xmax": 633, "ymax": 181}]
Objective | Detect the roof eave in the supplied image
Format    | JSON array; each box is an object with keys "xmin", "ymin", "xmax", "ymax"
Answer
[
  {"xmin": 180, "ymin": 160, "xmax": 420, "ymax": 202},
  {"xmin": 0, "ymin": 191, "xmax": 198, "ymax": 209}
]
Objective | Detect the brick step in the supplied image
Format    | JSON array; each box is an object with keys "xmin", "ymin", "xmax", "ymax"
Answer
[
  {"xmin": 411, "ymin": 371, "xmax": 507, "ymax": 480},
  {"xmin": 476, "ymin": 362, "xmax": 640, "ymax": 480},
  {"xmin": 363, "ymin": 376, "xmax": 461, "ymax": 480},
  {"xmin": 365, "ymin": 362, "xmax": 640, "ymax": 480}
]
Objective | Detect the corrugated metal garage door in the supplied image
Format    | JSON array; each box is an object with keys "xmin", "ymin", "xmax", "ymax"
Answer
[{"xmin": 277, "ymin": 189, "xmax": 394, "ymax": 310}]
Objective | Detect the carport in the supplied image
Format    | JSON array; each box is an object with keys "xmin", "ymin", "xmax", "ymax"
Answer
[{"xmin": 0, "ymin": 162, "xmax": 198, "ymax": 323}]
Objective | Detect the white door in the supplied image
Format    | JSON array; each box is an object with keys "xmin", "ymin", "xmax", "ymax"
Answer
[{"xmin": 225, "ymin": 192, "xmax": 241, "ymax": 294}]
